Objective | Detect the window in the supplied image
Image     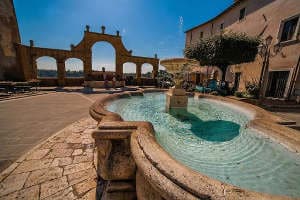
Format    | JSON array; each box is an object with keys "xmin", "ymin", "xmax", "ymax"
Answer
[
  {"xmin": 190, "ymin": 31, "xmax": 193, "ymax": 43},
  {"xmin": 239, "ymin": 8, "xmax": 246, "ymax": 20},
  {"xmin": 220, "ymin": 23, "xmax": 224, "ymax": 30},
  {"xmin": 266, "ymin": 71, "xmax": 290, "ymax": 98},
  {"xmin": 200, "ymin": 32, "xmax": 203, "ymax": 38},
  {"xmin": 280, "ymin": 16, "xmax": 299, "ymax": 42}
]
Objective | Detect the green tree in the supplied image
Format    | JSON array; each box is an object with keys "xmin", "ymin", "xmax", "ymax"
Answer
[{"xmin": 184, "ymin": 32, "xmax": 260, "ymax": 81}]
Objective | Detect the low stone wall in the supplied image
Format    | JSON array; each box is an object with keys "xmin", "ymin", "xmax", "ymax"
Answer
[
  {"xmin": 38, "ymin": 77, "xmax": 85, "ymax": 87},
  {"xmin": 38, "ymin": 78, "xmax": 58, "ymax": 86},
  {"xmin": 65, "ymin": 77, "xmax": 84, "ymax": 86},
  {"xmin": 84, "ymin": 81, "xmax": 125, "ymax": 88},
  {"xmin": 89, "ymin": 90, "xmax": 300, "ymax": 200}
]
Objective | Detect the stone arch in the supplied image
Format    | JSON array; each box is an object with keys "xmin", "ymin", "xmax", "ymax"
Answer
[
  {"xmin": 212, "ymin": 66, "xmax": 223, "ymax": 80},
  {"xmin": 123, "ymin": 62, "xmax": 137, "ymax": 85},
  {"xmin": 74, "ymin": 31, "xmax": 131, "ymax": 57},
  {"xmin": 91, "ymin": 41, "xmax": 116, "ymax": 72},
  {"xmin": 73, "ymin": 29, "xmax": 132, "ymax": 76},
  {"xmin": 123, "ymin": 62, "xmax": 137, "ymax": 75},
  {"xmin": 141, "ymin": 63, "xmax": 154, "ymax": 78},
  {"xmin": 65, "ymin": 58, "xmax": 84, "ymax": 77},
  {"xmin": 36, "ymin": 56, "xmax": 57, "ymax": 78},
  {"xmin": 16, "ymin": 26, "xmax": 159, "ymax": 86}
]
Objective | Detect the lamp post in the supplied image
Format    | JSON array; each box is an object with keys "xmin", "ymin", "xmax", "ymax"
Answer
[{"xmin": 258, "ymin": 35, "xmax": 281, "ymax": 101}]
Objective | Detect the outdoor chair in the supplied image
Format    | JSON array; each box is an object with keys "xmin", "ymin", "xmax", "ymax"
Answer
[{"xmin": 195, "ymin": 79, "xmax": 218, "ymax": 93}]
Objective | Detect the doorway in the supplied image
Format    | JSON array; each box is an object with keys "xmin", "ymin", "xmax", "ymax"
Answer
[
  {"xmin": 233, "ymin": 72, "xmax": 241, "ymax": 92},
  {"xmin": 196, "ymin": 73, "xmax": 201, "ymax": 85}
]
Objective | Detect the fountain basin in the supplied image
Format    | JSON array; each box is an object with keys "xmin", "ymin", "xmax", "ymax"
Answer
[
  {"xmin": 90, "ymin": 90, "xmax": 300, "ymax": 199},
  {"xmin": 108, "ymin": 92, "xmax": 300, "ymax": 198}
]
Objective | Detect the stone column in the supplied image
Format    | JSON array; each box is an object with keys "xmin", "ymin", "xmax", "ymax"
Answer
[
  {"xmin": 136, "ymin": 63, "xmax": 142, "ymax": 85},
  {"xmin": 115, "ymin": 55, "xmax": 123, "ymax": 79},
  {"xmin": 152, "ymin": 64, "xmax": 158, "ymax": 78},
  {"xmin": 32, "ymin": 59, "xmax": 38, "ymax": 79},
  {"xmin": 83, "ymin": 54, "xmax": 92, "ymax": 79},
  {"xmin": 57, "ymin": 59, "xmax": 65, "ymax": 86}
]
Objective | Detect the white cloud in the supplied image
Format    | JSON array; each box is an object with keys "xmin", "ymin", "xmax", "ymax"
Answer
[
  {"xmin": 179, "ymin": 16, "xmax": 184, "ymax": 34},
  {"xmin": 122, "ymin": 28, "xmax": 126, "ymax": 35}
]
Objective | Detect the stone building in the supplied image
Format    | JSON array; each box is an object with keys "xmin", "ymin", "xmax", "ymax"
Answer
[
  {"xmin": 185, "ymin": 0, "xmax": 300, "ymax": 100},
  {"xmin": 0, "ymin": 0, "xmax": 22, "ymax": 81}
]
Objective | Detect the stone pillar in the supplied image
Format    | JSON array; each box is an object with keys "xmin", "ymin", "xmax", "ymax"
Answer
[
  {"xmin": 57, "ymin": 59, "xmax": 65, "ymax": 86},
  {"xmin": 166, "ymin": 88, "xmax": 188, "ymax": 110},
  {"xmin": 136, "ymin": 64, "xmax": 142, "ymax": 85},
  {"xmin": 33, "ymin": 59, "xmax": 38, "ymax": 79},
  {"xmin": 84, "ymin": 54, "xmax": 92, "ymax": 79},
  {"xmin": 115, "ymin": 56, "xmax": 123, "ymax": 79},
  {"xmin": 152, "ymin": 65, "xmax": 158, "ymax": 78},
  {"xmin": 92, "ymin": 124, "xmax": 137, "ymax": 200}
]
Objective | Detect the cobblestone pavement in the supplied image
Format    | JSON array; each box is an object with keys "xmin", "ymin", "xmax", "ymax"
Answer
[{"xmin": 0, "ymin": 117, "xmax": 98, "ymax": 200}]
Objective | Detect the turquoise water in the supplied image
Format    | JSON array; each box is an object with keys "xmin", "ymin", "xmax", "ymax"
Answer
[{"xmin": 107, "ymin": 93, "xmax": 300, "ymax": 197}]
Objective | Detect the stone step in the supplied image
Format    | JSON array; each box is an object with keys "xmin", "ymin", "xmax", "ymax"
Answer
[
  {"xmin": 278, "ymin": 120, "xmax": 297, "ymax": 125},
  {"xmin": 98, "ymin": 125, "xmax": 137, "ymax": 130},
  {"xmin": 286, "ymin": 125, "xmax": 300, "ymax": 131},
  {"xmin": 106, "ymin": 181, "xmax": 136, "ymax": 192}
]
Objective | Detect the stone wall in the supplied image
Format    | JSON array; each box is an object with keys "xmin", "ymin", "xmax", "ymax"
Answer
[{"xmin": 0, "ymin": 0, "xmax": 22, "ymax": 81}]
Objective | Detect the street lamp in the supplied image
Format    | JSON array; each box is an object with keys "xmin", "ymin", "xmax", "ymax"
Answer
[{"xmin": 258, "ymin": 35, "xmax": 282, "ymax": 101}]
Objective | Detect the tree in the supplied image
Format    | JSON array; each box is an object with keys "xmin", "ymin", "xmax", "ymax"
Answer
[{"xmin": 184, "ymin": 32, "xmax": 260, "ymax": 81}]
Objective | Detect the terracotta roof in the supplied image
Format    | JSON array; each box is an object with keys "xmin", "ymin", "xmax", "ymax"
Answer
[{"xmin": 184, "ymin": 0, "xmax": 245, "ymax": 33}]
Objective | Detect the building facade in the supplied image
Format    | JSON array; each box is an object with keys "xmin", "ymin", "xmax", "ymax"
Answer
[
  {"xmin": 0, "ymin": 0, "xmax": 22, "ymax": 81},
  {"xmin": 185, "ymin": 0, "xmax": 300, "ymax": 100}
]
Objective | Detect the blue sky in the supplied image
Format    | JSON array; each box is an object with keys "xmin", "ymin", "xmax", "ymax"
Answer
[{"xmin": 14, "ymin": 0, "xmax": 233, "ymax": 72}]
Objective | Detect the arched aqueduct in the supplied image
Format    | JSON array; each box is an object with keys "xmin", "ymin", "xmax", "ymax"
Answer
[{"xmin": 16, "ymin": 25, "xmax": 159, "ymax": 86}]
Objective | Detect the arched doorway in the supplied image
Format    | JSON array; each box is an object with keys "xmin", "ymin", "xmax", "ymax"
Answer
[
  {"xmin": 92, "ymin": 42, "xmax": 116, "ymax": 72},
  {"xmin": 65, "ymin": 58, "xmax": 84, "ymax": 77},
  {"xmin": 123, "ymin": 62, "xmax": 137, "ymax": 85},
  {"xmin": 141, "ymin": 63, "xmax": 153, "ymax": 78},
  {"xmin": 36, "ymin": 56, "xmax": 57, "ymax": 78}
]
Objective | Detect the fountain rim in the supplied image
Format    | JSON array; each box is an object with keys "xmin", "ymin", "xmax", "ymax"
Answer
[{"xmin": 90, "ymin": 90, "xmax": 300, "ymax": 199}]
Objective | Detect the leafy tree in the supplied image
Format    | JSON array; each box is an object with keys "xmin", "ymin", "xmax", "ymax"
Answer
[{"xmin": 184, "ymin": 32, "xmax": 260, "ymax": 80}]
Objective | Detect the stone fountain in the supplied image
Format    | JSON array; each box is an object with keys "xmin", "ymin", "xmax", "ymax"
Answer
[{"xmin": 160, "ymin": 58, "xmax": 198, "ymax": 110}]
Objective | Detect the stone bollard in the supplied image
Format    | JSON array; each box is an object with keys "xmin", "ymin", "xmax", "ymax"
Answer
[{"xmin": 92, "ymin": 123, "xmax": 137, "ymax": 200}]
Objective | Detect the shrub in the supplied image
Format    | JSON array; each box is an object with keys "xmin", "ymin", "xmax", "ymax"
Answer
[
  {"xmin": 234, "ymin": 91, "xmax": 243, "ymax": 98},
  {"xmin": 210, "ymin": 91, "xmax": 219, "ymax": 96},
  {"xmin": 245, "ymin": 80, "xmax": 260, "ymax": 98}
]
